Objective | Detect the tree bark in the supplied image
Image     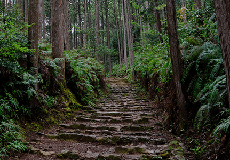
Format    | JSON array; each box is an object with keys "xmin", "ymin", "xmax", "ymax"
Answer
[
  {"xmin": 78, "ymin": 0, "xmax": 83, "ymax": 49},
  {"xmin": 214, "ymin": 0, "xmax": 230, "ymax": 108},
  {"xmin": 126, "ymin": 0, "xmax": 134, "ymax": 78},
  {"xmin": 38, "ymin": 0, "xmax": 44, "ymax": 42},
  {"xmin": 166, "ymin": 0, "xmax": 187, "ymax": 131},
  {"xmin": 194, "ymin": 0, "xmax": 201, "ymax": 9},
  {"xmin": 28, "ymin": 0, "xmax": 39, "ymax": 91},
  {"xmin": 114, "ymin": 0, "xmax": 122, "ymax": 68},
  {"xmin": 122, "ymin": 0, "xmax": 128, "ymax": 71},
  {"xmin": 95, "ymin": 0, "xmax": 100, "ymax": 47},
  {"xmin": 154, "ymin": 0, "xmax": 163, "ymax": 42},
  {"xmin": 118, "ymin": 0, "xmax": 124, "ymax": 61},
  {"xmin": 84, "ymin": 0, "xmax": 88, "ymax": 46},
  {"xmin": 88, "ymin": 0, "xmax": 91, "ymax": 30},
  {"xmin": 105, "ymin": 0, "xmax": 112, "ymax": 75},
  {"xmin": 63, "ymin": 0, "xmax": 70, "ymax": 50},
  {"xmin": 18, "ymin": 0, "xmax": 23, "ymax": 15},
  {"xmin": 101, "ymin": 6, "xmax": 105, "ymax": 46},
  {"xmin": 52, "ymin": 0, "xmax": 65, "ymax": 81}
]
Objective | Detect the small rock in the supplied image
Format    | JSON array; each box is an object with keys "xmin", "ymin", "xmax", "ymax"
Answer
[
  {"xmin": 40, "ymin": 150, "xmax": 55, "ymax": 156},
  {"xmin": 87, "ymin": 150, "xmax": 92, "ymax": 154},
  {"xmin": 61, "ymin": 150, "xmax": 70, "ymax": 154}
]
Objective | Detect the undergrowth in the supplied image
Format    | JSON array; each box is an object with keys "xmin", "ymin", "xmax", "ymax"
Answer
[{"xmin": 0, "ymin": 4, "xmax": 106, "ymax": 158}]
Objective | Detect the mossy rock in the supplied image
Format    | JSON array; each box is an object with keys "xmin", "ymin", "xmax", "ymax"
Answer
[
  {"xmin": 140, "ymin": 155, "xmax": 163, "ymax": 160},
  {"xmin": 110, "ymin": 119, "xmax": 122, "ymax": 123},
  {"xmin": 75, "ymin": 117, "xmax": 91, "ymax": 122},
  {"xmin": 97, "ymin": 155, "xmax": 121, "ymax": 160},
  {"xmin": 49, "ymin": 133, "xmax": 96, "ymax": 143},
  {"xmin": 134, "ymin": 118, "xmax": 149, "ymax": 124},
  {"xmin": 57, "ymin": 151, "xmax": 80, "ymax": 159},
  {"xmin": 97, "ymin": 137, "xmax": 110, "ymax": 144},
  {"xmin": 96, "ymin": 126, "xmax": 117, "ymax": 131},
  {"xmin": 115, "ymin": 147, "xmax": 129, "ymax": 154},
  {"xmin": 160, "ymin": 152, "xmax": 170, "ymax": 159},
  {"xmin": 121, "ymin": 126, "xmax": 154, "ymax": 131},
  {"xmin": 115, "ymin": 147, "xmax": 144, "ymax": 154}
]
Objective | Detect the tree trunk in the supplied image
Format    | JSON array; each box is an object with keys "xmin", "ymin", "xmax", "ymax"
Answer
[
  {"xmin": 114, "ymin": 0, "xmax": 122, "ymax": 68},
  {"xmin": 78, "ymin": 0, "xmax": 83, "ymax": 49},
  {"xmin": 154, "ymin": 0, "xmax": 163, "ymax": 42},
  {"xmin": 105, "ymin": 0, "xmax": 112, "ymax": 75},
  {"xmin": 28, "ymin": 0, "xmax": 38, "ymax": 91},
  {"xmin": 1, "ymin": 0, "xmax": 5, "ymax": 20},
  {"xmin": 52, "ymin": 0, "xmax": 65, "ymax": 81},
  {"xmin": 194, "ymin": 0, "xmax": 201, "ymax": 9},
  {"xmin": 63, "ymin": 0, "xmax": 70, "ymax": 50},
  {"xmin": 214, "ymin": 0, "xmax": 230, "ymax": 108},
  {"xmin": 69, "ymin": 19, "xmax": 73, "ymax": 50},
  {"xmin": 122, "ymin": 0, "xmax": 128, "ymax": 71},
  {"xmin": 84, "ymin": 0, "xmax": 88, "ymax": 46},
  {"xmin": 127, "ymin": 0, "xmax": 134, "ymax": 78},
  {"xmin": 118, "ymin": 0, "xmax": 124, "ymax": 62},
  {"xmin": 88, "ymin": 0, "xmax": 91, "ymax": 30},
  {"xmin": 166, "ymin": 0, "xmax": 187, "ymax": 131},
  {"xmin": 18, "ymin": 0, "xmax": 23, "ymax": 15},
  {"xmin": 38, "ymin": 0, "xmax": 44, "ymax": 42},
  {"xmin": 101, "ymin": 7, "xmax": 105, "ymax": 46},
  {"xmin": 95, "ymin": 0, "xmax": 100, "ymax": 47}
]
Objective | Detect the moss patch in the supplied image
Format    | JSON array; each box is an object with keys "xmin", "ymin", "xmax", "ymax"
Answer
[{"xmin": 57, "ymin": 151, "xmax": 80, "ymax": 159}]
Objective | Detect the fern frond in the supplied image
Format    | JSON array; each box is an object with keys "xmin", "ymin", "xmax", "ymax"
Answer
[
  {"xmin": 213, "ymin": 116, "xmax": 230, "ymax": 135},
  {"xmin": 194, "ymin": 104, "xmax": 211, "ymax": 130}
]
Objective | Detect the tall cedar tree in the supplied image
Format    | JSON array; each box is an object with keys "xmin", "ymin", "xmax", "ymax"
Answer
[
  {"xmin": 194, "ymin": 0, "xmax": 201, "ymax": 9},
  {"xmin": 52, "ymin": 0, "xmax": 65, "ymax": 80},
  {"xmin": 214, "ymin": 0, "xmax": 230, "ymax": 108},
  {"xmin": 95, "ymin": 0, "xmax": 100, "ymax": 47},
  {"xmin": 166, "ymin": 0, "xmax": 187, "ymax": 130},
  {"xmin": 154, "ymin": 0, "xmax": 163, "ymax": 42},
  {"xmin": 105, "ymin": 0, "xmax": 112, "ymax": 74},
  {"xmin": 28, "ymin": 0, "xmax": 38, "ymax": 91},
  {"xmin": 122, "ymin": 0, "xmax": 128, "ymax": 71},
  {"xmin": 38, "ymin": 0, "xmax": 44, "ymax": 42}
]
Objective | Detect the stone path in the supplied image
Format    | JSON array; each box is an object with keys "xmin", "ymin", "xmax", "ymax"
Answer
[{"xmin": 11, "ymin": 77, "xmax": 190, "ymax": 160}]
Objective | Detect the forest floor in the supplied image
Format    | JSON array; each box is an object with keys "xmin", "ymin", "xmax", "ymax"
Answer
[{"xmin": 9, "ymin": 77, "xmax": 195, "ymax": 160}]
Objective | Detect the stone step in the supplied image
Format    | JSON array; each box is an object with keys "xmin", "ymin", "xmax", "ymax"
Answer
[{"xmin": 46, "ymin": 133, "xmax": 167, "ymax": 145}]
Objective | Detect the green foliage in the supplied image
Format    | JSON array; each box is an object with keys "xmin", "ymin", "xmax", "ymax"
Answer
[
  {"xmin": 0, "ymin": 120, "xmax": 27, "ymax": 157},
  {"xmin": 213, "ymin": 116, "xmax": 230, "ymax": 135},
  {"xmin": 65, "ymin": 50, "xmax": 105, "ymax": 106},
  {"xmin": 134, "ymin": 37, "xmax": 171, "ymax": 83}
]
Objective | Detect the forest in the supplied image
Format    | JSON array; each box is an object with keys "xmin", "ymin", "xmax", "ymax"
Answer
[{"xmin": 1, "ymin": 0, "xmax": 230, "ymax": 159}]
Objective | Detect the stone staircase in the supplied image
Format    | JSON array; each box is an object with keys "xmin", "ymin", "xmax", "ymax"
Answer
[{"xmin": 14, "ymin": 77, "xmax": 189, "ymax": 160}]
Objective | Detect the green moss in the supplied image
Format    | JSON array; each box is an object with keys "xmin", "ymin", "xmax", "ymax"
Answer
[
  {"xmin": 134, "ymin": 117, "xmax": 149, "ymax": 124},
  {"xmin": 115, "ymin": 147, "xmax": 129, "ymax": 154},
  {"xmin": 60, "ymin": 83, "xmax": 82, "ymax": 110},
  {"xmin": 57, "ymin": 151, "xmax": 80, "ymax": 159},
  {"xmin": 97, "ymin": 155, "xmax": 121, "ymax": 160},
  {"xmin": 44, "ymin": 116, "xmax": 59, "ymax": 125}
]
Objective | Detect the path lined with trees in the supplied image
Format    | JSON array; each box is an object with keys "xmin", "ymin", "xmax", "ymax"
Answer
[
  {"xmin": 2, "ymin": 0, "xmax": 230, "ymax": 159},
  {"xmin": 12, "ymin": 77, "xmax": 190, "ymax": 159}
]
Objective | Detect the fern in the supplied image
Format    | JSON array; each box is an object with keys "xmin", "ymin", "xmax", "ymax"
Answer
[
  {"xmin": 213, "ymin": 116, "xmax": 230, "ymax": 135},
  {"xmin": 0, "ymin": 120, "xmax": 27, "ymax": 157},
  {"xmin": 194, "ymin": 104, "xmax": 211, "ymax": 130}
]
